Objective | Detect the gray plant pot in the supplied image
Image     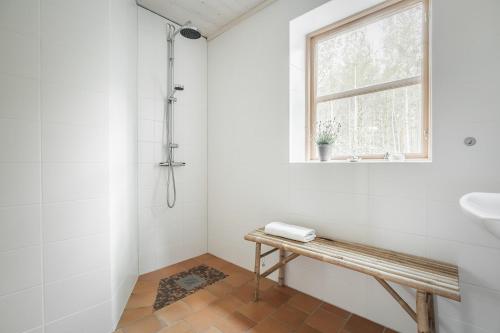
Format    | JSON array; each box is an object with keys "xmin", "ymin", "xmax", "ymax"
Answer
[{"xmin": 317, "ymin": 144, "xmax": 332, "ymax": 161}]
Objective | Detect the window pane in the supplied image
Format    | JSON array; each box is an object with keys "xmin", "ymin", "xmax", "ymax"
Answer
[
  {"xmin": 316, "ymin": 84, "xmax": 423, "ymax": 156},
  {"xmin": 316, "ymin": 3, "xmax": 423, "ymax": 97}
]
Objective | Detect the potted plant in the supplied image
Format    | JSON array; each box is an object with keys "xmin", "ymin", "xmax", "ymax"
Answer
[{"xmin": 315, "ymin": 119, "xmax": 341, "ymax": 161}]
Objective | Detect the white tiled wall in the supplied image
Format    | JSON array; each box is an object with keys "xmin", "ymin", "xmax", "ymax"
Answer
[
  {"xmin": 207, "ymin": 0, "xmax": 500, "ymax": 332},
  {"xmin": 137, "ymin": 8, "xmax": 208, "ymax": 275},
  {"xmin": 0, "ymin": 0, "xmax": 138, "ymax": 331},
  {"xmin": 40, "ymin": 0, "xmax": 112, "ymax": 330},
  {"xmin": 0, "ymin": 1, "xmax": 43, "ymax": 332},
  {"xmin": 109, "ymin": 0, "xmax": 139, "ymax": 327},
  {"xmin": 0, "ymin": 286, "xmax": 44, "ymax": 333}
]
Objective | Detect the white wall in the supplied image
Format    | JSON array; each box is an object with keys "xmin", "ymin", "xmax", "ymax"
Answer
[
  {"xmin": 207, "ymin": 0, "xmax": 500, "ymax": 332},
  {"xmin": 109, "ymin": 0, "xmax": 139, "ymax": 328},
  {"xmin": 0, "ymin": 0, "xmax": 43, "ymax": 332},
  {"xmin": 0, "ymin": 0, "xmax": 138, "ymax": 332},
  {"xmin": 137, "ymin": 8, "xmax": 208, "ymax": 275}
]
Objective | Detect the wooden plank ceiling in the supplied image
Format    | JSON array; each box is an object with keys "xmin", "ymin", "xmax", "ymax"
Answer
[{"xmin": 137, "ymin": 0, "xmax": 275, "ymax": 39}]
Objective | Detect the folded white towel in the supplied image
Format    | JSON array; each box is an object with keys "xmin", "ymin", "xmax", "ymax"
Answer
[{"xmin": 264, "ymin": 222, "xmax": 316, "ymax": 242}]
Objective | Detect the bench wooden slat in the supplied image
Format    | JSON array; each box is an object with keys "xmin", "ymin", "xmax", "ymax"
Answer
[
  {"xmin": 304, "ymin": 243, "xmax": 459, "ymax": 289},
  {"xmin": 307, "ymin": 241, "xmax": 459, "ymax": 283},
  {"xmin": 327, "ymin": 240, "xmax": 458, "ymax": 276},
  {"xmin": 244, "ymin": 229, "xmax": 460, "ymax": 301}
]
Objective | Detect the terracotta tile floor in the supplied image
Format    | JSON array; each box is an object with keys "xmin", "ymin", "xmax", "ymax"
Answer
[{"xmin": 114, "ymin": 253, "xmax": 396, "ymax": 333}]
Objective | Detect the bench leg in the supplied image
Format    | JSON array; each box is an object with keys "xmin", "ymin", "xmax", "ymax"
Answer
[
  {"xmin": 278, "ymin": 248, "xmax": 285, "ymax": 287},
  {"xmin": 254, "ymin": 243, "xmax": 261, "ymax": 302},
  {"xmin": 427, "ymin": 293, "xmax": 436, "ymax": 333},
  {"xmin": 416, "ymin": 291, "xmax": 432, "ymax": 333}
]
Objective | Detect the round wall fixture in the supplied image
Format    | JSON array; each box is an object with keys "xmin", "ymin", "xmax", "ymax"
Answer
[{"xmin": 464, "ymin": 137, "xmax": 477, "ymax": 146}]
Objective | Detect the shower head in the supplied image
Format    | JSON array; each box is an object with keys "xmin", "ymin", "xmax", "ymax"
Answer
[{"xmin": 179, "ymin": 22, "xmax": 201, "ymax": 40}]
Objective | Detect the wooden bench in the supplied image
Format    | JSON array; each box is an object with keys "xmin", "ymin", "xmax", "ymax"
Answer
[{"xmin": 244, "ymin": 228, "xmax": 460, "ymax": 333}]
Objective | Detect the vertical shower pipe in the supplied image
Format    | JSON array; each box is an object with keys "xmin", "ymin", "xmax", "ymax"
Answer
[
  {"xmin": 162, "ymin": 21, "xmax": 199, "ymax": 207},
  {"xmin": 166, "ymin": 23, "xmax": 177, "ymax": 208}
]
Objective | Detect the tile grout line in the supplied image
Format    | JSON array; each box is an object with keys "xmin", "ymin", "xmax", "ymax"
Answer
[
  {"xmin": 237, "ymin": 294, "xmax": 278, "ymax": 331},
  {"xmin": 299, "ymin": 300, "xmax": 322, "ymax": 332},
  {"xmin": 0, "ymin": 284, "xmax": 44, "ymax": 299},
  {"xmin": 38, "ymin": 0, "xmax": 46, "ymax": 331},
  {"xmin": 44, "ymin": 300, "xmax": 111, "ymax": 328},
  {"xmin": 339, "ymin": 312, "xmax": 353, "ymax": 332},
  {"xmin": 0, "ymin": 244, "xmax": 43, "ymax": 256},
  {"xmin": 43, "ymin": 266, "xmax": 110, "ymax": 287}
]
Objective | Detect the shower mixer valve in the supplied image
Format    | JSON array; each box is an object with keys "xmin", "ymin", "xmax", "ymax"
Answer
[
  {"xmin": 159, "ymin": 161, "xmax": 186, "ymax": 167},
  {"xmin": 168, "ymin": 84, "xmax": 184, "ymax": 102}
]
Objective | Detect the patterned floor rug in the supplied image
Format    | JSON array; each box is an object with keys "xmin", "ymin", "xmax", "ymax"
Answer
[{"xmin": 153, "ymin": 264, "xmax": 227, "ymax": 311}]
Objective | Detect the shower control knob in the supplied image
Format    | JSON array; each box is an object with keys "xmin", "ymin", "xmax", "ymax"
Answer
[
  {"xmin": 169, "ymin": 143, "xmax": 179, "ymax": 148},
  {"xmin": 464, "ymin": 137, "xmax": 477, "ymax": 146}
]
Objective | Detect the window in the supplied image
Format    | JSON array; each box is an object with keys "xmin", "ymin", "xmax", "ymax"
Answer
[{"xmin": 307, "ymin": 0, "xmax": 429, "ymax": 160}]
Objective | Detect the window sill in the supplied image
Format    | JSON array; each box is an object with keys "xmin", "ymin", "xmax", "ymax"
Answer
[{"xmin": 290, "ymin": 158, "xmax": 432, "ymax": 164}]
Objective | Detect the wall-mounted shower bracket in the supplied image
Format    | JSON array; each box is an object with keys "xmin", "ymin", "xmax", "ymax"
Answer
[{"xmin": 159, "ymin": 161, "xmax": 186, "ymax": 167}]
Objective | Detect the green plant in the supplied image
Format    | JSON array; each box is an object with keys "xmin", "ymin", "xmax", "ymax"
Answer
[{"xmin": 315, "ymin": 119, "xmax": 341, "ymax": 145}]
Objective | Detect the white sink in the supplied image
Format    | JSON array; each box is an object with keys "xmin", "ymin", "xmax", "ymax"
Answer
[{"xmin": 460, "ymin": 192, "xmax": 500, "ymax": 239}]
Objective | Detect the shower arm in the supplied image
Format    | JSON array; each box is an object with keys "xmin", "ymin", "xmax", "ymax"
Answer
[{"xmin": 167, "ymin": 23, "xmax": 177, "ymax": 42}]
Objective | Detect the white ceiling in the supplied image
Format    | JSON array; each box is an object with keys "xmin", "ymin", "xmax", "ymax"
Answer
[{"xmin": 137, "ymin": 0, "xmax": 275, "ymax": 40}]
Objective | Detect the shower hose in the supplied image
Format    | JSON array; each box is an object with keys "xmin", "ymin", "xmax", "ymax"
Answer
[{"xmin": 166, "ymin": 149, "xmax": 176, "ymax": 208}]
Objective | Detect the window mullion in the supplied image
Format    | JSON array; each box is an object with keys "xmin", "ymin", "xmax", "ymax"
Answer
[{"xmin": 316, "ymin": 76, "xmax": 421, "ymax": 104}]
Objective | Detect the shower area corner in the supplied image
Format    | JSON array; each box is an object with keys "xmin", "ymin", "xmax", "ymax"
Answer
[{"xmin": 137, "ymin": 6, "xmax": 208, "ymax": 277}]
